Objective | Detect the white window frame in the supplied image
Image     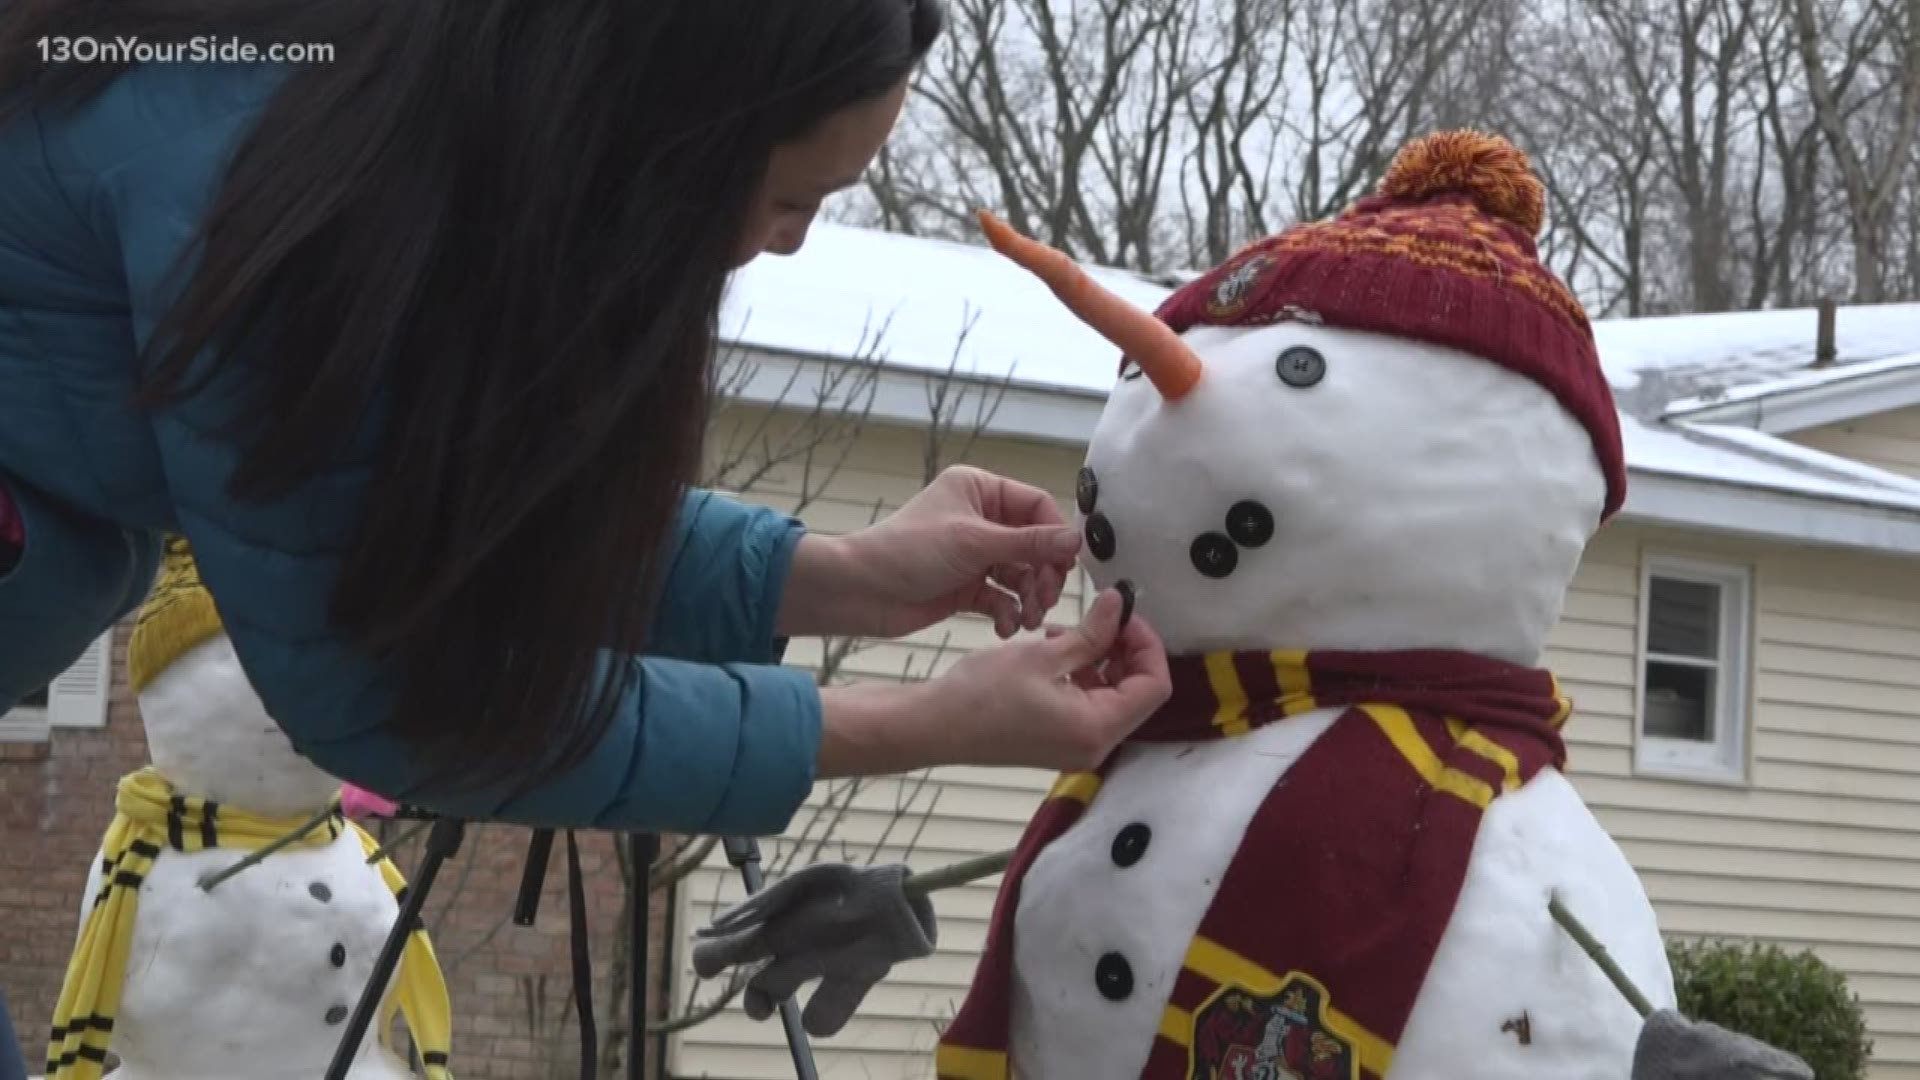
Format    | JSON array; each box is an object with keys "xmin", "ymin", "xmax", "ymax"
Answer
[
  {"xmin": 1635, "ymin": 555, "xmax": 1752, "ymax": 783},
  {"xmin": 0, "ymin": 685, "xmax": 49, "ymax": 742},
  {"xmin": 0, "ymin": 632, "xmax": 111, "ymax": 741}
]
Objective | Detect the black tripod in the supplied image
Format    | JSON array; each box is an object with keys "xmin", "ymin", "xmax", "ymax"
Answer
[
  {"xmin": 329, "ymin": 820, "xmax": 820, "ymax": 1080},
  {"xmin": 325, "ymin": 813, "xmax": 464, "ymax": 1080}
]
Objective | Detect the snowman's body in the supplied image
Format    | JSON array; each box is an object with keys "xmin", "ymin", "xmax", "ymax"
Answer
[
  {"xmin": 1001, "ymin": 320, "xmax": 1676, "ymax": 1078},
  {"xmin": 81, "ymin": 634, "xmax": 413, "ymax": 1079},
  {"xmin": 1008, "ymin": 717, "xmax": 1671, "ymax": 1079}
]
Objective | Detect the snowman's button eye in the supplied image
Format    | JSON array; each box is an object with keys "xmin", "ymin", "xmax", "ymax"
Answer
[
  {"xmin": 1119, "ymin": 358, "xmax": 1143, "ymax": 381},
  {"xmin": 1190, "ymin": 532, "xmax": 1238, "ymax": 578},
  {"xmin": 1276, "ymin": 346, "xmax": 1326, "ymax": 388},
  {"xmin": 1225, "ymin": 501, "xmax": 1274, "ymax": 548}
]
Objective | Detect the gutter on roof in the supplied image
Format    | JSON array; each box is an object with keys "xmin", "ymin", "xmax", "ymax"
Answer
[
  {"xmin": 1662, "ymin": 360, "xmax": 1920, "ymax": 434},
  {"xmin": 1622, "ymin": 470, "xmax": 1920, "ymax": 557},
  {"xmin": 728, "ymin": 346, "xmax": 1920, "ymax": 560}
]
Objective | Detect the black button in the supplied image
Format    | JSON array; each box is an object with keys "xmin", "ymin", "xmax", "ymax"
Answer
[
  {"xmin": 1190, "ymin": 533, "xmax": 1238, "ymax": 578},
  {"xmin": 1095, "ymin": 953, "xmax": 1134, "ymax": 1000},
  {"xmin": 309, "ymin": 882, "xmax": 332, "ymax": 903},
  {"xmin": 1111, "ymin": 823, "xmax": 1151, "ymax": 867},
  {"xmin": 329, "ymin": 942, "xmax": 346, "ymax": 968},
  {"xmin": 1114, "ymin": 579, "xmax": 1136, "ymax": 629},
  {"xmin": 1077, "ymin": 467, "xmax": 1099, "ymax": 514},
  {"xmin": 1225, "ymin": 501, "xmax": 1274, "ymax": 548},
  {"xmin": 1277, "ymin": 347, "xmax": 1326, "ymax": 388},
  {"xmin": 1120, "ymin": 358, "xmax": 1143, "ymax": 381},
  {"xmin": 325, "ymin": 1005, "xmax": 349, "ymax": 1025},
  {"xmin": 1086, "ymin": 512, "xmax": 1116, "ymax": 561}
]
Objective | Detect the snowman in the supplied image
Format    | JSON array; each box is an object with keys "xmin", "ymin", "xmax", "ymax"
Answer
[
  {"xmin": 46, "ymin": 538, "xmax": 452, "ymax": 1080},
  {"xmin": 934, "ymin": 132, "xmax": 1678, "ymax": 1079}
]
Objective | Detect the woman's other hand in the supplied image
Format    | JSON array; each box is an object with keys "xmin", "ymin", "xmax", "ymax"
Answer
[
  {"xmin": 817, "ymin": 588, "xmax": 1171, "ymax": 778},
  {"xmin": 778, "ymin": 465, "xmax": 1081, "ymax": 641}
]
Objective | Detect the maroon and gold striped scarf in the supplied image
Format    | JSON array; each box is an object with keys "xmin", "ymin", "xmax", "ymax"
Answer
[{"xmin": 936, "ymin": 648, "xmax": 1571, "ymax": 1080}]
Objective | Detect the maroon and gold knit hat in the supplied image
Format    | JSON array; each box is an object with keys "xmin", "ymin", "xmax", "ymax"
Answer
[{"xmin": 1155, "ymin": 130, "xmax": 1628, "ymax": 520}]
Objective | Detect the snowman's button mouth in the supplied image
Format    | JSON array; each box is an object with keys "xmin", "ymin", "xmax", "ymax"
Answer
[
  {"xmin": 1095, "ymin": 952, "xmax": 1135, "ymax": 1000},
  {"xmin": 1086, "ymin": 512, "xmax": 1117, "ymax": 561},
  {"xmin": 1077, "ymin": 467, "xmax": 1099, "ymax": 514},
  {"xmin": 1111, "ymin": 823, "xmax": 1151, "ymax": 867}
]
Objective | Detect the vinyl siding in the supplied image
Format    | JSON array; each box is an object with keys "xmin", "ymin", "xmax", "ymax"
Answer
[
  {"xmin": 1789, "ymin": 404, "xmax": 1920, "ymax": 480},
  {"xmin": 670, "ymin": 404, "xmax": 1920, "ymax": 1079}
]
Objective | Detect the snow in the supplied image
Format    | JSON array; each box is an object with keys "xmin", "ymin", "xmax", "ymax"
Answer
[
  {"xmin": 1593, "ymin": 302, "xmax": 1920, "ymax": 413},
  {"xmin": 1620, "ymin": 415, "xmax": 1920, "ymax": 510},
  {"xmin": 1662, "ymin": 350, "xmax": 1920, "ymax": 416},
  {"xmin": 722, "ymin": 222, "xmax": 1920, "ymax": 517}
]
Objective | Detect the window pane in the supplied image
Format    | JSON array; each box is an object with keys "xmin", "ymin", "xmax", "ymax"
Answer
[
  {"xmin": 1644, "ymin": 662, "xmax": 1715, "ymax": 742},
  {"xmin": 1648, "ymin": 577, "xmax": 1721, "ymax": 660}
]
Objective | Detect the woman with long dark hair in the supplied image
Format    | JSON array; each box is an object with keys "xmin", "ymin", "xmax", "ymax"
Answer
[{"xmin": 0, "ymin": 0, "xmax": 1169, "ymax": 835}]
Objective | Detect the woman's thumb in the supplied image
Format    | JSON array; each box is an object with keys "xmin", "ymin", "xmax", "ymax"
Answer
[{"xmin": 1044, "ymin": 588, "xmax": 1124, "ymax": 673}]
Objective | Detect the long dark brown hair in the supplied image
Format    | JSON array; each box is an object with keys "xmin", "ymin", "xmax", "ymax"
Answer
[{"xmin": 0, "ymin": 0, "xmax": 945, "ymax": 794}]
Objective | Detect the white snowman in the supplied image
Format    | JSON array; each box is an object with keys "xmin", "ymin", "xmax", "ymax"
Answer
[
  {"xmin": 46, "ymin": 539, "xmax": 450, "ymax": 1080},
  {"xmin": 936, "ymin": 132, "xmax": 1678, "ymax": 1080}
]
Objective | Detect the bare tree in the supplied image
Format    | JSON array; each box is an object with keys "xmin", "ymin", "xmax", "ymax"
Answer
[
  {"xmin": 1793, "ymin": 0, "xmax": 1920, "ymax": 302},
  {"xmin": 860, "ymin": 0, "xmax": 1521, "ymax": 275},
  {"xmin": 855, "ymin": 0, "xmax": 1919, "ymax": 314}
]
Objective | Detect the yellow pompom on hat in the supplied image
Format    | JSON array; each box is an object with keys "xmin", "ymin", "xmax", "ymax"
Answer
[{"xmin": 128, "ymin": 536, "xmax": 226, "ymax": 692}]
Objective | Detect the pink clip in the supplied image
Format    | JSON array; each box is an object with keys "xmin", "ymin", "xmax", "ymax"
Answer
[{"xmin": 340, "ymin": 784, "xmax": 401, "ymax": 820}]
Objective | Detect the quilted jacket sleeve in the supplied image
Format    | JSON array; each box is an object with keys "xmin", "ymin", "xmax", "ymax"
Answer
[{"xmin": 79, "ymin": 72, "xmax": 822, "ymax": 835}]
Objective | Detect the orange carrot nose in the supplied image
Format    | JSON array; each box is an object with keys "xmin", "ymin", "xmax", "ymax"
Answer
[{"xmin": 977, "ymin": 210, "xmax": 1203, "ymax": 401}]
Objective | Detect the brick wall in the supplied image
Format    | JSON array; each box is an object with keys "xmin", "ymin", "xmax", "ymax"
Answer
[{"xmin": 0, "ymin": 624, "xmax": 675, "ymax": 1080}]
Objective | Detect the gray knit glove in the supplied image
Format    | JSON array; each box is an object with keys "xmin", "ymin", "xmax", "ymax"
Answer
[
  {"xmin": 691, "ymin": 863, "xmax": 937, "ymax": 1037},
  {"xmin": 1632, "ymin": 1010, "xmax": 1814, "ymax": 1079}
]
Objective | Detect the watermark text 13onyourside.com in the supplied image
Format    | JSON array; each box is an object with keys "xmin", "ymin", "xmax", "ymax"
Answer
[{"xmin": 38, "ymin": 35, "xmax": 335, "ymax": 65}]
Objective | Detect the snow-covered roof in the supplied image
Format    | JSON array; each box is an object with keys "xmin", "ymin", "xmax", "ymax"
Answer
[
  {"xmin": 721, "ymin": 223, "xmax": 1920, "ymax": 549},
  {"xmin": 723, "ymin": 222, "xmax": 1166, "ymax": 397},
  {"xmin": 1593, "ymin": 303, "xmax": 1920, "ymax": 416}
]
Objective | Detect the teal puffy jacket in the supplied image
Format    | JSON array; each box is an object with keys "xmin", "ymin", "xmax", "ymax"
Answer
[{"xmin": 0, "ymin": 61, "xmax": 822, "ymax": 835}]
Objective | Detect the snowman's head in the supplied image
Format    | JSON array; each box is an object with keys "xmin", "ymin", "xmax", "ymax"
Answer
[
  {"xmin": 131, "ymin": 540, "xmax": 342, "ymax": 816},
  {"xmin": 985, "ymin": 132, "xmax": 1626, "ymax": 665}
]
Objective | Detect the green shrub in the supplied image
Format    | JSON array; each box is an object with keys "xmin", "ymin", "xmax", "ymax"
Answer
[{"xmin": 1666, "ymin": 937, "xmax": 1871, "ymax": 1079}]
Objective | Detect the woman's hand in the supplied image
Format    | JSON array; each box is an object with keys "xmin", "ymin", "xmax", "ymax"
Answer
[
  {"xmin": 816, "ymin": 588, "xmax": 1171, "ymax": 778},
  {"xmin": 777, "ymin": 465, "xmax": 1081, "ymax": 641}
]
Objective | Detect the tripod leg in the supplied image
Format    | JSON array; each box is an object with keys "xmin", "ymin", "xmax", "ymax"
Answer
[
  {"xmin": 629, "ymin": 833, "xmax": 658, "ymax": 1080},
  {"xmin": 720, "ymin": 838, "xmax": 821, "ymax": 1080},
  {"xmin": 513, "ymin": 829, "xmax": 556, "ymax": 927},
  {"xmin": 326, "ymin": 817, "xmax": 465, "ymax": 1080},
  {"xmin": 566, "ymin": 832, "xmax": 596, "ymax": 1080}
]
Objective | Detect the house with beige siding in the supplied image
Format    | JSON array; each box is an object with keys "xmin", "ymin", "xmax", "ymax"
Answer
[{"xmin": 664, "ymin": 224, "xmax": 1920, "ymax": 1079}]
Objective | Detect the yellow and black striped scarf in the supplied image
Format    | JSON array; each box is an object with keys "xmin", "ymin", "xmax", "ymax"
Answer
[{"xmin": 48, "ymin": 767, "xmax": 454, "ymax": 1079}]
